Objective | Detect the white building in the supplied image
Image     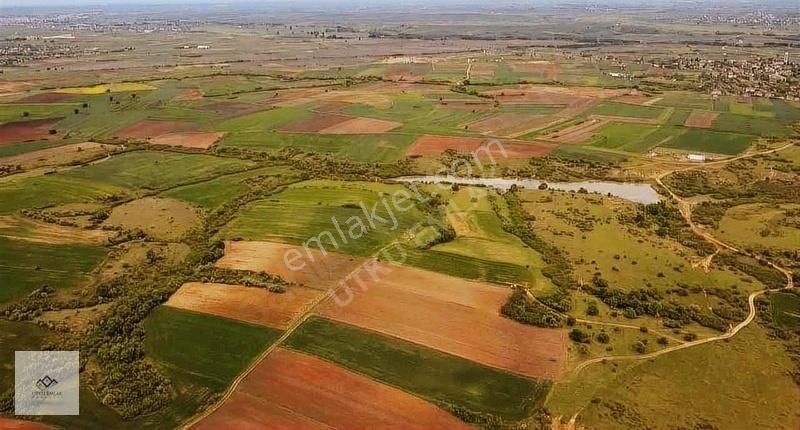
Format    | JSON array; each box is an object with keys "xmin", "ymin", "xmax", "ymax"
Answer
[{"xmin": 687, "ymin": 154, "xmax": 706, "ymax": 162}]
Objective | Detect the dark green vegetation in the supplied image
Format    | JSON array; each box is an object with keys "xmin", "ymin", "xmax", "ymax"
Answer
[
  {"xmin": 0, "ymin": 236, "xmax": 107, "ymax": 304},
  {"xmin": 768, "ymin": 292, "xmax": 800, "ymax": 330},
  {"xmin": 286, "ymin": 317, "xmax": 550, "ymax": 423},
  {"xmin": 663, "ymin": 128, "xmax": 755, "ymax": 155},
  {"xmin": 401, "ymin": 247, "xmax": 533, "ymax": 285},
  {"xmin": 144, "ymin": 306, "xmax": 280, "ymax": 390}
]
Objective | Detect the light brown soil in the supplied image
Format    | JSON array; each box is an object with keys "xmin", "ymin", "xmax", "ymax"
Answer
[
  {"xmin": 0, "ymin": 142, "xmax": 115, "ymax": 167},
  {"xmin": 165, "ymin": 282, "xmax": 324, "ymax": 329},
  {"xmin": 0, "ymin": 418, "xmax": 53, "ymax": 430},
  {"xmin": 484, "ymin": 85, "xmax": 633, "ymax": 105},
  {"xmin": 0, "ymin": 118, "xmax": 64, "ymax": 146},
  {"xmin": 193, "ymin": 348, "xmax": 470, "ymax": 430},
  {"xmin": 36, "ymin": 304, "xmax": 110, "ymax": 332},
  {"xmin": 278, "ymin": 113, "xmax": 352, "ymax": 133},
  {"xmin": 113, "ymin": 119, "xmax": 194, "ymax": 140},
  {"xmin": 215, "ymin": 240, "xmax": 364, "ymax": 290},
  {"xmin": 406, "ymin": 135, "xmax": 555, "ymax": 158},
  {"xmin": 0, "ymin": 215, "xmax": 110, "ymax": 245},
  {"xmin": 149, "ymin": 131, "xmax": 224, "ymax": 149},
  {"xmin": 615, "ymin": 94, "xmax": 652, "ymax": 105},
  {"xmin": 317, "ymin": 116, "xmax": 401, "ymax": 134},
  {"xmin": 318, "ymin": 263, "xmax": 567, "ymax": 379},
  {"xmin": 544, "ymin": 118, "xmax": 610, "ymax": 144},
  {"xmin": 201, "ymin": 102, "xmax": 260, "ymax": 117},
  {"xmin": 385, "ymin": 68, "xmax": 424, "ymax": 82},
  {"xmin": 468, "ymin": 112, "xmax": 558, "ymax": 136},
  {"xmin": 684, "ymin": 110, "xmax": 718, "ymax": 128},
  {"xmin": 173, "ymin": 88, "xmax": 204, "ymax": 101},
  {"xmin": 104, "ymin": 197, "xmax": 198, "ymax": 241}
]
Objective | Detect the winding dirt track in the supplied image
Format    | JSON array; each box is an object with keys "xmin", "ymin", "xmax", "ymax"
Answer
[{"xmin": 573, "ymin": 143, "xmax": 796, "ymax": 374}]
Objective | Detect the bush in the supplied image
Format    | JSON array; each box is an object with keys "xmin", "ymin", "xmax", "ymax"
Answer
[
  {"xmin": 586, "ymin": 300, "xmax": 599, "ymax": 316},
  {"xmin": 569, "ymin": 328, "xmax": 591, "ymax": 343},
  {"xmin": 633, "ymin": 341, "xmax": 647, "ymax": 354},
  {"xmin": 596, "ymin": 331, "xmax": 610, "ymax": 344}
]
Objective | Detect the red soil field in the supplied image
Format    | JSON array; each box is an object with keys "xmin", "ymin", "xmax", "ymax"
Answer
[
  {"xmin": 11, "ymin": 92, "xmax": 73, "ymax": 103},
  {"xmin": 468, "ymin": 112, "xmax": 558, "ymax": 136},
  {"xmin": 511, "ymin": 62, "xmax": 560, "ymax": 80},
  {"xmin": 165, "ymin": 282, "xmax": 324, "ymax": 329},
  {"xmin": 315, "ymin": 100, "xmax": 352, "ymax": 112},
  {"xmin": 193, "ymin": 348, "xmax": 470, "ymax": 430},
  {"xmin": 149, "ymin": 131, "xmax": 224, "ymax": 149},
  {"xmin": 407, "ymin": 135, "xmax": 554, "ymax": 158},
  {"xmin": 215, "ymin": 240, "xmax": 363, "ymax": 290},
  {"xmin": 278, "ymin": 113, "xmax": 352, "ymax": 133},
  {"xmin": 173, "ymin": 88, "xmax": 203, "ymax": 101},
  {"xmin": 317, "ymin": 116, "xmax": 401, "ymax": 134},
  {"xmin": 318, "ymin": 263, "xmax": 567, "ymax": 380},
  {"xmin": 0, "ymin": 418, "xmax": 52, "ymax": 430},
  {"xmin": 684, "ymin": 110, "xmax": 718, "ymax": 128},
  {"xmin": 0, "ymin": 118, "xmax": 63, "ymax": 146},
  {"xmin": 114, "ymin": 119, "xmax": 194, "ymax": 140}
]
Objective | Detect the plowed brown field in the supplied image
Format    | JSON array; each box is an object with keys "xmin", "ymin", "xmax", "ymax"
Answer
[
  {"xmin": 684, "ymin": 110, "xmax": 718, "ymax": 128},
  {"xmin": 113, "ymin": 119, "xmax": 194, "ymax": 139},
  {"xmin": 0, "ymin": 419, "xmax": 52, "ymax": 430},
  {"xmin": 0, "ymin": 118, "xmax": 63, "ymax": 145},
  {"xmin": 406, "ymin": 135, "xmax": 554, "ymax": 158},
  {"xmin": 278, "ymin": 113, "xmax": 351, "ymax": 133},
  {"xmin": 215, "ymin": 240, "xmax": 363, "ymax": 290},
  {"xmin": 149, "ymin": 131, "xmax": 224, "ymax": 149},
  {"xmin": 319, "ymin": 263, "xmax": 567, "ymax": 379},
  {"xmin": 192, "ymin": 348, "xmax": 470, "ymax": 430},
  {"xmin": 317, "ymin": 117, "xmax": 401, "ymax": 134},
  {"xmin": 468, "ymin": 112, "xmax": 558, "ymax": 136},
  {"xmin": 165, "ymin": 282, "xmax": 324, "ymax": 329}
]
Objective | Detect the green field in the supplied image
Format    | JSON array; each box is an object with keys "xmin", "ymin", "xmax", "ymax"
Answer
[
  {"xmin": 63, "ymin": 151, "xmax": 255, "ymax": 191},
  {"xmin": 219, "ymin": 180, "xmax": 430, "ymax": 257},
  {"xmin": 0, "ymin": 173, "xmax": 124, "ymax": 214},
  {"xmin": 0, "ymin": 139, "xmax": 75, "ymax": 158},
  {"xmin": 0, "ymin": 236, "xmax": 107, "ymax": 303},
  {"xmin": 712, "ymin": 113, "xmax": 792, "ymax": 137},
  {"xmin": 286, "ymin": 317, "xmax": 550, "ymax": 421},
  {"xmin": 401, "ymin": 247, "xmax": 534, "ymax": 285},
  {"xmin": 0, "ymin": 320, "xmax": 47, "ymax": 393},
  {"xmin": 589, "ymin": 102, "xmax": 664, "ymax": 119},
  {"xmin": 662, "ymin": 128, "xmax": 754, "ymax": 155},
  {"xmin": 144, "ymin": 306, "xmax": 280, "ymax": 390},
  {"xmin": 715, "ymin": 203, "xmax": 800, "ymax": 251},
  {"xmin": 770, "ymin": 292, "xmax": 800, "ymax": 330},
  {"xmin": 0, "ymin": 104, "xmax": 78, "ymax": 122},
  {"xmin": 654, "ymin": 92, "xmax": 712, "ymax": 110},
  {"xmin": 215, "ymin": 106, "xmax": 310, "ymax": 132},
  {"xmin": 621, "ymin": 125, "xmax": 685, "ymax": 153},
  {"xmin": 588, "ymin": 122, "xmax": 657, "ymax": 150}
]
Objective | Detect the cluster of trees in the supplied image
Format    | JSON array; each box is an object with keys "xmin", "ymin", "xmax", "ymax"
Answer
[
  {"xmin": 623, "ymin": 201, "xmax": 715, "ymax": 255},
  {"xmin": 194, "ymin": 266, "xmax": 287, "ymax": 293},
  {"xmin": 501, "ymin": 289, "xmax": 563, "ymax": 328}
]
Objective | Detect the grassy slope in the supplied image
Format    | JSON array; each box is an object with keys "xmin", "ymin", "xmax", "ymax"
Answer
[
  {"xmin": 286, "ymin": 317, "xmax": 550, "ymax": 421},
  {"xmin": 0, "ymin": 173, "xmax": 124, "ymax": 214}
]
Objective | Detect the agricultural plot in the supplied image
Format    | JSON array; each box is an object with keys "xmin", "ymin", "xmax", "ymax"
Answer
[
  {"xmin": 401, "ymin": 246, "xmax": 534, "ymax": 285},
  {"xmin": 711, "ymin": 112, "xmax": 793, "ymax": 137},
  {"xmin": 222, "ymin": 132, "xmax": 417, "ymax": 162},
  {"xmin": 0, "ymin": 118, "xmax": 64, "ymax": 145},
  {"xmin": 218, "ymin": 180, "xmax": 430, "ymax": 257},
  {"xmin": 587, "ymin": 122, "xmax": 658, "ymax": 150},
  {"xmin": 286, "ymin": 317, "xmax": 551, "ymax": 421},
  {"xmin": 769, "ymin": 292, "xmax": 800, "ymax": 330},
  {"xmin": 588, "ymin": 101, "xmax": 665, "ymax": 119},
  {"xmin": 683, "ymin": 110, "xmax": 718, "ymax": 128},
  {"xmin": 193, "ymin": 348, "xmax": 470, "ymax": 430},
  {"xmin": 654, "ymin": 91, "xmax": 712, "ymax": 110},
  {"xmin": 0, "ymin": 142, "xmax": 114, "ymax": 169},
  {"xmin": 662, "ymin": 128, "xmax": 754, "ymax": 155},
  {"xmin": 0, "ymin": 174, "xmax": 124, "ymax": 215},
  {"xmin": 0, "ymin": 104, "xmax": 77, "ymax": 123},
  {"xmin": 144, "ymin": 306, "xmax": 280, "ymax": 391},
  {"xmin": 165, "ymin": 282, "xmax": 325, "ymax": 330},
  {"xmin": 318, "ymin": 262, "xmax": 567, "ymax": 379},
  {"xmin": 406, "ymin": 134, "xmax": 554, "ymax": 158},
  {"xmin": 62, "ymin": 151, "xmax": 255, "ymax": 191},
  {"xmin": 0, "ymin": 236, "xmax": 106, "ymax": 303},
  {"xmin": 104, "ymin": 197, "xmax": 199, "ymax": 241},
  {"xmin": 113, "ymin": 119, "xmax": 195, "ymax": 139},
  {"xmin": 55, "ymin": 82, "xmax": 157, "ymax": 95},
  {"xmin": 0, "ymin": 215, "xmax": 109, "ymax": 245}
]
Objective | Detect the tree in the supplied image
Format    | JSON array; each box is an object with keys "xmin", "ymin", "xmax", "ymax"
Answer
[
  {"xmin": 74, "ymin": 108, "xmax": 80, "ymax": 114},
  {"xmin": 633, "ymin": 341, "xmax": 647, "ymax": 354},
  {"xmin": 657, "ymin": 336, "xmax": 668, "ymax": 345},
  {"xmin": 538, "ymin": 182, "xmax": 548, "ymax": 190},
  {"xmin": 569, "ymin": 328, "xmax": 591, "ymax": 343},
  {"xmin": 596, "ymin": 331, "xmax": 610, "ymax": 344},
  {"xmin": 587, "ymin": 300, "xmax": 599, "ymax": 316},
  {"xmin": 22, "ymin": 111, "xmax": 29, "ymax": 117}
]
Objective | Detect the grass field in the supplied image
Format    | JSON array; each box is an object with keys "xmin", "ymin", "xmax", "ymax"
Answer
[
  {"xmin": 0, "ymin": 173, "xmax": 124, "ymax": 214},
  {"xmin": 588, "ymin": 122, "xmax": 657, "ymax": 150},
  {"xmin": 0, "ymin": 236, "xmax": 107, "ymax": 303},
  {"xmin": 0, "ymin": 139, "xmax": 74, "ymax": 158},
  {"xmin": 286, "ymin": 317, "xmax": 550, "ymax": 421},
  {"xmin": 0, "ymin": 320, "xmax": 47, "ymax": 394},
  {"xmin": 715, "ymin": 203, "xmax": 800, "ymax": 251},
  {"xmin": 218, "ymin": 180, "xmax": 429, "ymax": 257},
  {"xmin": 662, "ymin": 128, "xmax": 754, "ymax": 155},
  {"xmin": 63, "ymin": 151, "xmax": 255, "ymax": 191},
  {"xmin": 589, "ymin": 102, "xmax": 664, "ymax": 119},
  {"xmin": 769, "ymin": 292, "xmax": 800, "ymax": 330},
  {"xmin": 551, "ymin": 325, "xmax": 800, "ymax": 430},
  {"xmin": 144, "ymin": 306, "xmax": 281, "ymax": 391},
  {"xmin": 162, "ymin": 165, "xmax": 299, "ymax": 210},
  {"xmin": 654, "ymin": 92, "xmax": 712, "ymax": 110},
  {"xmin": 0, "ymin": 104, "xmax": 78, "ymax": 122},
  {"xmin": 621, "ymin": 125, "xmax": 685, "ymax": 153},
  {"xmin": 712, "ymin": 113, "xmax": 793, "ymax": 137}
]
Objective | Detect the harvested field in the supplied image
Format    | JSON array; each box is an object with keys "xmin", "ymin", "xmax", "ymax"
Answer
[
  {"xmin": 193, "ymin": 347, "xmax": 469, "ymax": 430},
  {"xmin": 684, "ymin": 110, "xmax": 718, "ymax": 128},
  {"xmin": 440, "ymin": 100, "xmax": 494, "ymax": 110},
  {"xmin": 173, "ymin": 88, "xmax": 204, "ymax": 101},
  {"xmin": 278, "ymin": 113, "xmax": 351, "ymax": 133},
  {"xmin": 407, "ymin": 134, "xmax": 555, "ymax": 158},
  {"xmin": 201, "ymin": 102, "xmax": 259, "ymax": 117},
  {"xmin": 485, "ymin": 85, "xmax": 632, "ymax": 105},
  {"xmin": 0, "ymin": 142, "xmax": 115, "ymax": 167},
  {"xmin": 468, "ymin": 112, "xmax": 558, "ymax": 136},
  {"xmin": 615, "ymin": 94, "xmax": 653, "ymax": 105},
  {"xmin": 511, "ymin": 62, "xmax": 560, "ymax": 80},
  {"xmin": 215, "ymin": 240, "xmax": 363, "ymax": 290},
  {"xmin": 113, "ymin": 119, "xmax": 194, "ymax": 140},
  {"xmin": 104, "ymin": 197, "xmax": 198, "ymax": 241},
  {"xmin": 11, "ymin": 93, "xmax": 73, "ymax": 104},
  {"xmin": 149, "ymin": 131, "xmax": 224, "ymax": 149},
  {"xmin": 317, "ymin": 116, "xmax": 401, "ymax": 134},
  {"xmin": 315, "ymin": 100, "xmax": 351, "ymax": 112},
  {"xmin": 165, "ymin": 282, "xmax": 324, "ymax": 330},
  {"xmin": 0, "ymin": 118, "xmax": 63, "ymax": 145},
  {"xmin": 318, "ymin": 263, "xmax": 567, "ymax": 379},
  {"xmin": 544, "ymin": 118, "xmax": 609, "ymax": 144},
  {"xmin": 0, "ymin": 215, "xmax": 110, "ymax": 245}
]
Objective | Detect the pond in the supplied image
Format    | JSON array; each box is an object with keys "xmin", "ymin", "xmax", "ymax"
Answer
[{"xmin": 392, "ymin": 175, "xmax": 662, "ymax": 204}]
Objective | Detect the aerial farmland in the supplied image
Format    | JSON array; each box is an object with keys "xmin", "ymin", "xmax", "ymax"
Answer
[{"xmin": 0, "ymin": 1, "xmax": 798, "ymax": 430}]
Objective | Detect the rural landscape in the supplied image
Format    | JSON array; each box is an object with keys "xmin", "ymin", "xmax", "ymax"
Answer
[{"xmin": 0, "ymin": 0, "xmax": 798, "ymax": 429}]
